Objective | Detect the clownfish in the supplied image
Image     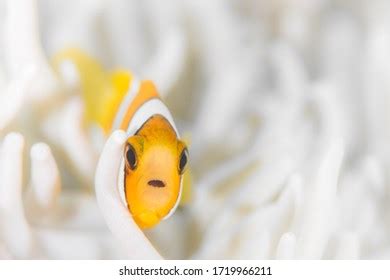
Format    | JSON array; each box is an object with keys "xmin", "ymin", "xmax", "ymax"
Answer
[{"xmin": 53, "ymin": 48, "xmax": 190, "ymax": 229}]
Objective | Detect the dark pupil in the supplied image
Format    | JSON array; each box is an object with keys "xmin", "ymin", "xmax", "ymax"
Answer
[
  {"xmin": 126, "ymin": 146, "xmax": 137, "ymax": 169},
  {"xmin": 179, "ymin": 150, "xmax": 188, "ymax": 173}
]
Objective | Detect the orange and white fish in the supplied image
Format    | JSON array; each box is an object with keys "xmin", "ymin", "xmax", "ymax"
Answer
[{"xmin": 53, "ymin": 48, "xmax": 189, "ymax": 229}]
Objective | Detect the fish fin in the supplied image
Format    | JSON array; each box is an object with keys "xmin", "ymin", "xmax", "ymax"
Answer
[
  {"xmin": 180, "ymin": 168, "xmax": 192, "ymax": 206},
  {"xmin": 52, "ymin": 48, "xmax": 133, "ymax": 133},
  {"xmin": 52, "ymin": 48, "xmax": 108, "ymax": 124},
  {"xmin": 98, "ymin": 70, "xmax": 132, "ymax": 133}
]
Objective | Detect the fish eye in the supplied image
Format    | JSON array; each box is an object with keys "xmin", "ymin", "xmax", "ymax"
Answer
[
  {"xmin": 125, "ymin": 144, "xmax": 137, "ymax": 170},
  {"xmin": 178, "ymin": 148, "xmax": 189, "ymax": 174}
]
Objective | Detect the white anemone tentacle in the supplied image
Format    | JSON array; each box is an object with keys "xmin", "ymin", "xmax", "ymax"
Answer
[{"xmin": 95, "ymin": 130, "xmax": 162, "ymax": 260}]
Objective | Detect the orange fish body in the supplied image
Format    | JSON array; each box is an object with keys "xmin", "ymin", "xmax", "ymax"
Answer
[{"xmin": 53, "ymin": 48, "xmax": 189, "ymax": 229}]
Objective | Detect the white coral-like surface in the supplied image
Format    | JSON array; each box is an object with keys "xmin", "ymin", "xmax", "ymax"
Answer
[{"xmin": 1, "ymin": 0, "xmax": 390, "ymax": 259}]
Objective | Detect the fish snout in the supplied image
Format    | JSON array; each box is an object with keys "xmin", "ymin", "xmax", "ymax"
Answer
[{"xmin": 148, "ymin": 179, "xmax": 166, "ymax": 188}]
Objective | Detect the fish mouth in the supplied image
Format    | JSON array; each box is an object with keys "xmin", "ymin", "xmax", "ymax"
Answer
[{"xmin": 148, "ymin": 179, "xmax": 166, "ymax": 188}]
